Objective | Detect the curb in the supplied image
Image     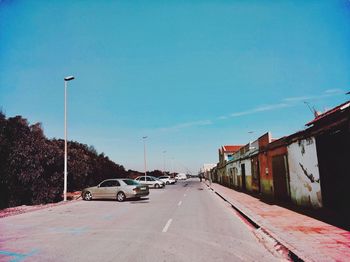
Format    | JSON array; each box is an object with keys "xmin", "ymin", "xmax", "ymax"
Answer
[{"xmin": 205, "ymin": 183, "xmax": 308, "ymax": 262}]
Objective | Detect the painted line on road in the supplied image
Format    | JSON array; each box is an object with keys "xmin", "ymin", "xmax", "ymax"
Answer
[
  {"xmin": 162, "ymin": 219, "xmax": 173, "ymax": 233},
  {"xmin": 178, "ymin": 201, "xmax": 182, "ymax": 206}
]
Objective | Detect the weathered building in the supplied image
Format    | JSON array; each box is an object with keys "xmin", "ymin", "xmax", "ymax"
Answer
[
  {"xmin": 257, "ymin": 133, "xmax": 290, "ymax": 200},
  {"xmin": 284, "ymin": 100, "xmax": 350, "ymax": 211},
  {"xmin": 202, "ymin": 163, "xmax": 217, "ymax": 181},
  {"xmin": 213, "ymin": 100, "xmax": 350, "ymax": 217},
  {"xmin": 306, "ymin": 100, "xmax": 350, "ymax": 216},
  {"xmin": 217, "ymin": 145, "xmax": 242, "ymax": 185},
  {"xmin": 223, "ymin": 140, "xmax": 259, "ymax": 192},
  {"xmin": 226, "ymin": 150, "xmax": 241, "ymax": 189}
]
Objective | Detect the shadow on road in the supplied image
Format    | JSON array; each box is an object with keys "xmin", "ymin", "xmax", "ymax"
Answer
[{"xmin": 89, "ymin": 197, "xmax": 150, "ymax": 203}]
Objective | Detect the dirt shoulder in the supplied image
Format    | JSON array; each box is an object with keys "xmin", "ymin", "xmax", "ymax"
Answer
[{"xmin": 0, "ymin": 191, "xmax": 82, "ymax": 218}]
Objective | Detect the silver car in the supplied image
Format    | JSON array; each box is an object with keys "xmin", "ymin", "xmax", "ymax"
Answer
[
  {"xmin": 134, "ymin": 176, "xmax": 165, "ymax": 188},
  {"xmin": 82, "ymin": 179, "xmax": 149, "ymax": 202}
]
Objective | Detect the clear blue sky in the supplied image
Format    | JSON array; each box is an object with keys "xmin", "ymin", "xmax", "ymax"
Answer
[{"xmin": 1, "ymin": 0, "xmax": 350, "ymax": 174}]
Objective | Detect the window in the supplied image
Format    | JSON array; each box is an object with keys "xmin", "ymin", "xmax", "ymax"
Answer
[
  {"xmin": 100, "ymin": 181, "xmax": 111, "ymax": 187},
  {"xmin": 100, "ymin": 180, "xmax": 120, "ymax": 187},
  {"xmin": 123, "ymin": 179, "xmax": 139, "ymax": 185},
  {"xmin": 111, "ymin": 180, "xmax": 120, "ymax": 187}
]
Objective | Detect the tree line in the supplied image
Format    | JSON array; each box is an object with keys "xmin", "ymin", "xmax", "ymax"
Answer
[{"xmin": 0, "ymin": 112, "xmax": 166, "ymax": 209}]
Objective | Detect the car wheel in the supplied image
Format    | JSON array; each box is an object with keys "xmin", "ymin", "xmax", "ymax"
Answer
[
  {"xmin": 166, "ymin": 181, "xmax": 169, "ymax": 185},
  {"xmin": 117, "ymin": 192, "xmax": 126, "ymax": 202},
  {"xmin": 83, "ymin": 191, "xmax": 92, "ymax": 201},
  {"xmin": 155, "ymin": 183, "xmax": 160, "ymax": 189}
]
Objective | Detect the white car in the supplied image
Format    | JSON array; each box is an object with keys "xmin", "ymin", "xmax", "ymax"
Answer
[
  {"xmin": 158, "ymin": 176, "xmax": 176, "ymax": 185},
  {"xmin": 175, "ymin": 173, "xmax": 187, "ymax": 180},
  {"xmin": 135, "ymin": 176, "xmax": 165, "ymax": 188}
]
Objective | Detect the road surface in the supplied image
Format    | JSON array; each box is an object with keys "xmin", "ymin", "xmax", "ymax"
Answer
[{"xmin": 0, "ymin": 179, "xmax": 284, "ymax": 261}]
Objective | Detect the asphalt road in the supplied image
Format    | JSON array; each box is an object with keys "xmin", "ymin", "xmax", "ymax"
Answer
[{"xmin": 0, "ymin": 179, "xmax": 283, "ymax": 262}]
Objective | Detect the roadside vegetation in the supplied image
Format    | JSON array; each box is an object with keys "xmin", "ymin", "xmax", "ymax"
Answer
[{"xmin": 0, "ymin": 111, "xmax": 164, "ymax": 209}]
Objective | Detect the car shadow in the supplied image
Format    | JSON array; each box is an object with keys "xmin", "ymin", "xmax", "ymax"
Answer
[
  {"xmin": 128, "ymin": 197, "xmax": 150, "ymax": 204},
  {"xmin": 89, "ymin": 197, "xmax": 150, "ymax": 203}
]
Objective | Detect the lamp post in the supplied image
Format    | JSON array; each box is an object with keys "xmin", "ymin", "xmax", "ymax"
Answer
[
  {"xmin": 64, "ymin": 75, "xmax": 75, "ymax": 202},
  {"xmin": 143, "ymin": 136, "xmax": 148, "ymax": 183},
  {"xmin": 171, "ymin": 157, "xmax": 174, "ymax": 176},
  {"xmin": 163, "ymin": 150, "xmax": 166, "ymax": 175}
]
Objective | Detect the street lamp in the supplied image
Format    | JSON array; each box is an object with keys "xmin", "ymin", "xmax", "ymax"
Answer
[
  {"xmin": 64, "ymin": 75, "xmax": 75, "ymax": 202},
  {"xmin": 143, "ymin": 136, "xmax": 148, "ymax": 183},
  {"xmin": 171, "ymin": 157, "xmax": 174, "ymax": 176},
  {"xmin": 163, "ymin": 150, "xmax": 166, "ymax": 174}
]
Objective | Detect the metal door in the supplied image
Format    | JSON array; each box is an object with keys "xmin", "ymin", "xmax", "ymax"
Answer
[{"xmin": 272, "ymin": 155, "xmax": 290, "ymax": 201}]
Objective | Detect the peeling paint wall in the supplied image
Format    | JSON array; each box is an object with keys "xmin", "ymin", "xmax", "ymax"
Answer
[
  {"xmin": 258, "ymin": 152, "xmax": 273, "ymax": 196},
  {"xmin": 226, "ymin": 162, "xmax": 234, "ymax": 188},
  {"xmin": 251, "ymin": 155, "xmax": 260, "ymax": 193},
  {"xmin": 287, "ymin": 137, "xmax": 322, "ymax": 208},
  {"xmin": 241, "ymin": 159, "xmax": 252, "ymax": 192},
  {"xmin": 232, "ymin": 161, "xmax": 241, "ymax": 188},
  {"xmin": 258, "ymin": 133, "xmax": 274, "ymax": 197},
  {"xmin": 226, "ymin": 161, "xmax": 239, "ymax": 188}
]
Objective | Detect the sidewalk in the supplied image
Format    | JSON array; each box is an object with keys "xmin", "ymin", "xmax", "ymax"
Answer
[{"xmin": 205, "ymin": 182, "xmax": 350, "ymax": 262}]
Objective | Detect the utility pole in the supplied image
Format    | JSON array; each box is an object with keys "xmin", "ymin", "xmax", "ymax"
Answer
[{"xmin": 143, "ymin": 136, "xmax": 148, "ymax": 183}]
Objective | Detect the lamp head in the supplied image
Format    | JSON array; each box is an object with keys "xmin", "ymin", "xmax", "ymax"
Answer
[{"xmin": 64, "ymin": 76, "xmax": 75, "ymax": 81}]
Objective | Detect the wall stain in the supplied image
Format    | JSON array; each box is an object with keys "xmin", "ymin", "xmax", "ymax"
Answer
[{"xmin": 299, "ymin": 163, "xmax": 319, "ymax": 183}]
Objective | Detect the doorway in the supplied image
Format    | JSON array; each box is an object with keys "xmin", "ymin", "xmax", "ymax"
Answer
[
  {"xmin": 316, "ymin": 123, "xmax": 350, "ymax": 219},
  {"xmin": 272, "ymin": 155, "xmax": 290, "ymax": 201},
  {"xmin": 241, "ymin": 163, "xmax": 246, "ymax": 191}
]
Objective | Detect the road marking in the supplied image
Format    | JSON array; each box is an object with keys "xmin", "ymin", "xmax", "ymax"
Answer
[
  {"xmin": 178, "ymin": 201, "xmax": 182, "ymax": 206},
  {"xmin": 162, "ymin": 219, "xmax": 173, "ymax": 233}
]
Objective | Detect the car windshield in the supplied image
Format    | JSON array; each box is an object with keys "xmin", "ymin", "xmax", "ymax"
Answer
[{"xmin": 123, "ymin": 179, "xmax": 139, "ymax": 185}]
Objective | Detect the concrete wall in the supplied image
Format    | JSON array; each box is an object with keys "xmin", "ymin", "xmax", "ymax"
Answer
[
  {"xmin": 258, "ymin": 152, "xmax": 274, "ymax": 196},
  {"xmin": 241, "ymin": 159, "xmax": 252, "ymax": 192},
  {"xmin": 287, "ymin": 137, "xmax": 322, "ymax": 208},
  {"xmin": 217, "ymin": 166, "xmax": 225, "ymax": 184},
  {"xmin": 226, "ymin": 162, "xmax": 234, "ymax": 188},
  {"xmin": 225, "ymin": 160, "xmax": 240, "ymax": 188},
  {"xmin": 258, "ymin": 133, "xmax": 274, "ymax": 197}
]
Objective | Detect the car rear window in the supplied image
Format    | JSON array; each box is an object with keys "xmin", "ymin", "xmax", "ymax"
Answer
[{"xmin": 123, "ymin": 179, "xmax": 139, "ymax": 185}]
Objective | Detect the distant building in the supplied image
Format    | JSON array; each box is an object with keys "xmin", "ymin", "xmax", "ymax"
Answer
[{"xmin": 201, "ymin": 164, "xmax": 216, "ymax": 180}]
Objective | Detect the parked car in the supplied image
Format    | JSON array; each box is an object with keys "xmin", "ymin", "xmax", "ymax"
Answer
[
  {"xmin": 135, "ymin": 176, "xmax": 165, "ymax": 188},
  {"xmin": 158, "ymin": 175, "xmax": 176, "ymax": 185},
  {"xmin": 175, "ymin": 173, "xmax": 187, "ymax": 180},
  {"xmin": 81, "ymin": 178, "xmax": 149, "ymax": 202}
]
